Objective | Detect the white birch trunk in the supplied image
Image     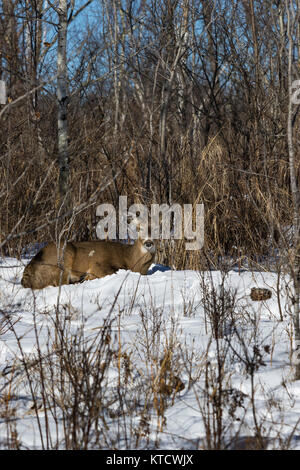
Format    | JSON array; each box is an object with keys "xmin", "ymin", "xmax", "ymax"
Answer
[
  {"xmin": 286, "ymin": 0, "xmax": 300, "ymax": 380},
  {"xmin": 57, "ymin": 0, "xmax": 69, "ymax": 202}
]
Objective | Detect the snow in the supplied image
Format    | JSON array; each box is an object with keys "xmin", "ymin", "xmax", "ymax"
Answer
[{"xmin": 0, "ymin": 256, "xmax": 299, "ymax": 449}]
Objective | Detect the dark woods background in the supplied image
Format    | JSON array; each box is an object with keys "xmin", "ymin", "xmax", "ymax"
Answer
[{"xmin": 0, "ymin": 0, "xmax": 299, "ymax": 270}]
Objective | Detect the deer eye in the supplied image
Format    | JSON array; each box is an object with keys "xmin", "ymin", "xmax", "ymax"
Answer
[{"xmin": 144, "ymin": 240, "xmax": 153, "ymax": 248}]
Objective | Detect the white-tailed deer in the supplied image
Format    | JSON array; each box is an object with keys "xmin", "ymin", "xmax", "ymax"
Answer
[{"xmin": 21, "ymin": 236, "xmax": 156, "ymax": 290}]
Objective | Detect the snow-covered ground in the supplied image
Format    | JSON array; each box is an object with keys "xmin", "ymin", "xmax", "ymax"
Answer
[{"xmin": 0, "ymin": 256, "xmax": 299, "ymax": 449}]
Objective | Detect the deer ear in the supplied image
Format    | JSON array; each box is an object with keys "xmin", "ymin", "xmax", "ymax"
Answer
[
  {"xmin": 127, "ymin": 205, "xmax": 148, "ymax": 240},
  {"xmin": 127, "ymin": 214, "xmax": 141, "ymax": 231},
  {"xmin": 127, "ymin": 213, "xmax": 140, "ymax": 240}
]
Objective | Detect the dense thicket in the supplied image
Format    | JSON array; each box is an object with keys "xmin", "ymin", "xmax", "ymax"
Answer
[{"xmin": 0, "ymin": 0, "xmax": 299, "ymax": 269}]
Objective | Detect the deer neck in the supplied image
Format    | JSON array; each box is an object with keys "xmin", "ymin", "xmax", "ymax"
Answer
[{"xmin": 128, "ymin": 239, "xmax": 153, "ymax": 274}]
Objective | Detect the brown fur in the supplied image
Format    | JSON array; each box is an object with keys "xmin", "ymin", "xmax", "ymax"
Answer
[{"xmin": 21, "ymin": 238, "xmax": 156, "ymax": 289}]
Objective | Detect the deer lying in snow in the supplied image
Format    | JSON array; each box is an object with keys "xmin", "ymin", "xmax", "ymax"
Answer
[{"xmin": 21, "ymin": 236, "xmax": 156, "ymax": 290}]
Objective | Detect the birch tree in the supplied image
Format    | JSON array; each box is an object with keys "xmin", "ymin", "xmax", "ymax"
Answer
[
  {"xmin": 56, "ymin": 0, "xmax": 69, "ymax": 205},
  {"xmin": 286, "ymin": 0, "xmax": 300, "ymax": 380}
]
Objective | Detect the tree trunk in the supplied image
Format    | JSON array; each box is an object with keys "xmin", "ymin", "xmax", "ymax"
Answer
[
  {"xmin": 286, "ymin": 0, "xmax": 300, "ymax": 380},
  {"xmin": 57, "ymin": 0, "xmax": 69, "ymax": 205}
]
